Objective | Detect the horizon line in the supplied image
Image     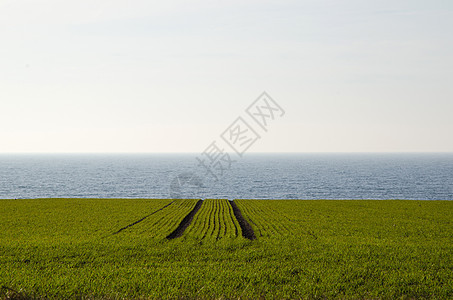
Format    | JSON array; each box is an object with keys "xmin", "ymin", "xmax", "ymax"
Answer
[{"xmin": 0, "ymin": 151, "xmax": 452, "ymax": 155}]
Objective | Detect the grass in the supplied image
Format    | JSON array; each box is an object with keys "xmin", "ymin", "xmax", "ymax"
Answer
[{"xmin": 0, "ymin": 199, "xmax": 452, "ymax": 299}]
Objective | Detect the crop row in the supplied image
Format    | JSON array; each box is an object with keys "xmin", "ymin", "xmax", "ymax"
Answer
[
  {"xmin": 120, "ymin": 199, "xmax": 200, "ymax": 239},
  {"xmin": 235, "ymin": 200, "xmax": 453, "ymax": 242},
  {"xmin": 185, "ymin": 199, "xmax": 240, "ymax": 239},
  {"xmin": 235, "ymin": 200, "xmax": 298, "ymax": 238},
  {"xmin": 0, "ymin": 198, "xmax": 175, "ymax": 245}
]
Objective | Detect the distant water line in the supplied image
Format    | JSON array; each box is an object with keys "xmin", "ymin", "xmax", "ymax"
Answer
[{"xmin": 0, "ymin": 153, "xmax": 452, "ymax": 200}]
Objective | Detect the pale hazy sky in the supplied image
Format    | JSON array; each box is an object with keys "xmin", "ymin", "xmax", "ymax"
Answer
[{"xmin": 1, "ymin": 0, "xmax": 452, "ymax": 153}]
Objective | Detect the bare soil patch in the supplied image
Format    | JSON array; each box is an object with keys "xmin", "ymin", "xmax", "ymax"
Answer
[{"xmin": 229, "ymin": 200, "xmax": 256, "ymax": 240}]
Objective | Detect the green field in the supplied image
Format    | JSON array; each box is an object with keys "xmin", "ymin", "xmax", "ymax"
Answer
[{"xmin": 0, "ymin": 199, "xmax": 452, "ymax": 299}]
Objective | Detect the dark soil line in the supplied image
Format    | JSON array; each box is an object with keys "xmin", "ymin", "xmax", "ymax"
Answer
[
  {"xmin": 229, "ymin": 200, "xmax": 256, "ymax": 240},
  {"xmin": 166, "ymin": 200, "xmax": 203, "ymax": 240},
  {"xmin": 113, "ymin": 201, "xmax": 175, "ymax": 235}
]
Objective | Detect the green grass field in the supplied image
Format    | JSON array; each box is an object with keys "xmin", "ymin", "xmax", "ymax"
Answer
[{"xmin": 0, "ymin": 199, "xmax": 452, "ymax": 299}]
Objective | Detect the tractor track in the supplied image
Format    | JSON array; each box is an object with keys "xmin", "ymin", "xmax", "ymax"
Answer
[
  {"xmin": 229, "ymin": 200, "xmax": 256, "ymax": 240},
  {"xmin": 166, "ymin": 199, "xmax": 203, "ymax": 239},
  {"xmin": 113, "ymin": 201, "xmax": 174, "ymax": 235}
]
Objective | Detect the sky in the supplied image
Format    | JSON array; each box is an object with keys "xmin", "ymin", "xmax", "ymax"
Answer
[{"xmin": 1, "ymin": 0, "xmax": 452, "ymax": 153}]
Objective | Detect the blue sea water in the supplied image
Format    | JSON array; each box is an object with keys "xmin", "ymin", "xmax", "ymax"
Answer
[{"xmin": 0, "ymin": 153, "xmax": 452, "ymax": 200}]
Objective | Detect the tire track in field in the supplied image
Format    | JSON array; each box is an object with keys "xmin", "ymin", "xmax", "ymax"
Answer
[
  {"xmin": 166, "ymin": 200, "xmax": 203, "ymax": 239},
  {"xmin": 236, "ymin": 202, "xmax": 261, "ymax": 236},
  {"xmin": 231, "ymin": 208, "xmax": 239, "ymax": 237},
  {"xmin": 113, "ymin": 201, "xmax": 174, "ymax": 235},
  {"xmin": 229, "ymin": 200, "xmax": 256, "ymax": 240}
]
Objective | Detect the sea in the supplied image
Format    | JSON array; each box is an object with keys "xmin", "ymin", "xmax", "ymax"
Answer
[{"xmin": 0, "ymin": 153, "xmax": 452, "ymax": 200}]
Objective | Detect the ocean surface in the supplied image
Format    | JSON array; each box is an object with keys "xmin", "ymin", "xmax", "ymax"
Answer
[{"xmin": 0, "ymin": 153, "xmax": 452, "ymax": 200}]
